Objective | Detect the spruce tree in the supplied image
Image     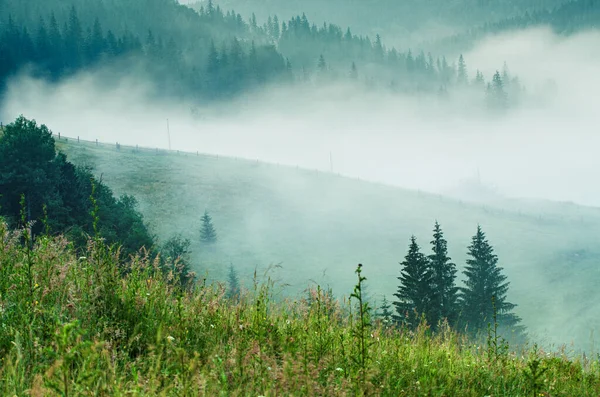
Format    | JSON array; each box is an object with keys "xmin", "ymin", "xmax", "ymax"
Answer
[
  {"xmin": 378, "ymin": 295, "xmax": 393, "ymax": 327},
  {"xmin": 227, "ymin": 263, "xmax": 240, "ymax": 300},
  {"xmin": 317, "ymin": 54, "xmax": 327, "ymax": 73},
  {"xmin": 393, "ymin": 236, "xmax": 433, "ymax": 328},
  {"xmin": 200, "ymin": 210, "xmax": 217, "ymax": 243},
  {"xmin": 460, "ymin": 226, "xmax": 522, "ymax": 336},
  {"xmin": 428, "ymin": 221, "xmax": 459, "ymax": 328},
  {"xmin": 486, "ymin": 70, "xmax": 508, "ymax": 110},
  {"xmin": 350, "ymin": 62, "xmax": 358, "ymax": 80},
  {"xmin": 457, "ymin": 54, "xmax": 467, "ymax": 85}
]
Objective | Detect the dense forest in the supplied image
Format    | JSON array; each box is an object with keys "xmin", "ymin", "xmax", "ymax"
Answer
[
  {"xmin": 0, "ymin": 0, "xmax": 519, "ymax": 105},
  {"xmin": 430, "ymin": 0, "xmax": 600, "ymax": 53},
  {"xmin": 208, "ymin": 0, "xmax": 568, "ymax": 42}
]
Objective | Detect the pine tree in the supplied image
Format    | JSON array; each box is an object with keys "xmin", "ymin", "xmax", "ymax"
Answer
[
  {"xmin": 200, "ymin": 210, "xmax": 217, "ymax": 243},
  {"xmin": 457, "ymin": 54, "xmax": 467, "ymax": 85},
  {"xmin": 393, "ymin": 236, "xmax": 434, "ymax": 328},
  {"xmin": 487, "ymin": 70, "xmax": 508, "ymax": 110},
  {"xmin": 428, "ymin": 221, "xmax": 459, "ymax": 329},
  {"xmin": 473, "ymin": 70, "xmax": 485, "ymax": 87},
  {"xmin": 227, "ymin": 263, "xmax": 240, "ymax": 299},
  {"xmin": 378, "ymin": 295, "xmax": 393, "ymax": 327},
  {"xmin": 317, "ymin": 54, "xmax": 327, "ymax": 72},
  {"xmin": 349, "ymin": 61, "xmax": 358, "ymax": 80},
  {"xmin": 460, "ymin": 226, "xmax": 522, "ymax": 336}
]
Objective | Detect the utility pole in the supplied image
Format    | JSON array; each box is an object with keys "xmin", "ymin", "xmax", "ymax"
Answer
[{"xmin": 167, "ymin": 118, "xmax": 172, "ymax": 151}]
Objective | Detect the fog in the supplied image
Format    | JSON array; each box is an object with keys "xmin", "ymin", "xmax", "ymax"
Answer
[{"xmin": 2, "ymin": 27, "xmax": 600, "ymax": 207}]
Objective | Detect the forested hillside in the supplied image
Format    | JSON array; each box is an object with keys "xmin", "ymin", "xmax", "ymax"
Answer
[
  {"xmin": 430, "ymin": 0, "xmax": 600, "ymax": 54},
  {"xmin": 208, "ymin": 0, "xmax": 568, "ymax": 44},
  {"xmin": 0, "ymin": 0, "xmax": 518, "ymax": 105}
]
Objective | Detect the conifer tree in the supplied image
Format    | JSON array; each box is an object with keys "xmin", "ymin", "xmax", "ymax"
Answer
[
  {"xmin": 378, "ymin": 295, "xmax": 393, "ymax": 326},
  {"xmin": 460, "ymin": 226, "xmax": 522, "ymax": 335},
  {"xmin": 227, "ymin": 263, "xmax": 240, "ymax": 299},
  {"xmin": 393, "ymin": 236, "xmax": 434, "ymax": 328},
  {"xmin": 487, "ymin": 70, "xmax": 508, "ymax": 109},
  {"xmin": 457, "ymin": 54, "xmax": 468, "ymax": 85},
  {"xmin": 474, "ymin": 70, "xmax": 485, "ymax": 87},
  {"xmin": 317, "ymin": 54, "xmax": 327, "ymax": 72},
  {"xmin": 350, "ymin": 61, "xmax": 358, "ymax": 80},
  {"xmin": 200, "ymin": 210, "xmax": 217, "ymax": 243},
  {"xmin": 428, "ymin": 221, "xmax": 459, "ymax": 328}
]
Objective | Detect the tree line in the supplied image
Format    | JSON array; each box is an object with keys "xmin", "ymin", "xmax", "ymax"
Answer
[{"xmin": 0, "ymin": 0, "xmax": 520, "ymax": 107}]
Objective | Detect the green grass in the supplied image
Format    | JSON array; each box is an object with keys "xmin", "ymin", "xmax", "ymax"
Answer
[
  {"xmin": 56, "ymin": 137, "xmax": 600, "ymax": 351},
  {"xmin": 2, "ymin": 219, "xmax": 600, "ymax": 396}
]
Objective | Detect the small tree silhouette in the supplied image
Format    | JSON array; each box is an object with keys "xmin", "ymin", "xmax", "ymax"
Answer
[{"xmin": 200, "ymin": 210, "xmax": 217, "ymax": 243}]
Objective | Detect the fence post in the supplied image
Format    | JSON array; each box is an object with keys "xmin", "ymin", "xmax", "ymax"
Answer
[{"xmin": 58, "ymin": 132, "xmax": 60, "ymax": 140}]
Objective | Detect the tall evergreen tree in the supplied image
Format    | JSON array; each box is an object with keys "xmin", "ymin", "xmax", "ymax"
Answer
[
  {"xmin": 349, "ymin": 61, "xmax": 358, "ymax": 80},
  {"xmin": 460, "ymin": 226, "xmax": 522, "ymax": 336},
  {"xmin": 428, "ymin": 221, "xmax": 459, "ymax": 328},
  {"xmin": 457, "ymin": 54, "xmax": 468, "ymax": 85},
  {"xmin": 227, "ymin": 263, "xmax": 240, "ymax": 299},
  {"xmin": 317, "ymin": 54, "xmax": 327, "ymax": 72},
  {"xmin": 393, "ymin": 236, "xmax": 434, "ymax": 328},
  {"xmin": 200, "ymin": 210, "xmax": 217, "ymax": 243},
  {"xmin": 378, "ymin": 295, "xmax": 393, "ymax": 326},
  {"xmin": 487, "ymin": 70, "xmax": 508, "ymax": 110}
]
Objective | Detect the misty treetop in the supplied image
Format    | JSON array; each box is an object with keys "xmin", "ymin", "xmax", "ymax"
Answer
[
  {"xmin": 200, "ymin": 210, "xmax": 218, "ymax": 243},
  {"xmin": 0, "ymin": 0, "xmax": 520, "ymax": 106}
]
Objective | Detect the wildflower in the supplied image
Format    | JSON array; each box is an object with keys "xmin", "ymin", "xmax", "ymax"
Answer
[
  {"xmin": 79, "ymin": 257, "xmax": 87, "ymax": 261},
  {"xmin": 286, "ymin": 320, "xmax": 291, "ymax": 325},
  {"xmin": 167, "ymin": 336, "xmax": 175, "ymax": 342},
  {"xmin": 210, "ymin": 324, "xmax": 215, "ymax": 328},
  {"xmin": 335, "ymin": 367, "xmax": 343, "ymax": 372}
]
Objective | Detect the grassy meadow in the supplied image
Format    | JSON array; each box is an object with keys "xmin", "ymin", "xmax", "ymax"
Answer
[{"xmin": 2, "ymin": 218, "xmax": 600, "ymax": 396}]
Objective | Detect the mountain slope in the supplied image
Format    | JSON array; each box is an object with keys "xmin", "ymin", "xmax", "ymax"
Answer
[
  {"xmin": 207, "ymin": 0, "xmax": 568, "ymax": 47},
  {"xmin": 56, "ymin": 136, "xmax": 600, "ymax": 350}
]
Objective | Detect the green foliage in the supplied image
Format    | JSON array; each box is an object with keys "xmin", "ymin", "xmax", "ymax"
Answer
[
  {"xmin": 377, "ymin": 295, "xmax": 394, "ymax": 327},
  {"xmin": 226, "ymin": 263, "xmax": 240, "ymax": 299},
  {"xmin": 200, "ymin": 210, "xmax": 217, "ymax": 244},
  {"xmin": 349, "ymin": 264, "xmax": 372, "ymax": 385},
  {"xmin": 460, "ymin": 225, "xmax": 524, "ymax": 340},
  {"xmin": 428, "ymin": 221, "xmax": 459, "ymax": 329},
  {"xmin": 0, "ymin": 0, "xmax": 518, "ymax": 102},
  {"xmin": 0, "ymin": 116, "xmax": 154, "ymax": 257},
  {"xmin": 393, "ymin": 236, "xmax": 434, "ymax": 328},
  {"xmin": 1, "ymin": 220, "xmax": 600, "ymax": 394},
  {"xmin": 161, "ymin": 234, "xmax": 194, "ymax": 287}
]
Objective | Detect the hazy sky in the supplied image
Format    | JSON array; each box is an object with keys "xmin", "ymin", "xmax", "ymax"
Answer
[{"xmin": 2, "ymin": 27, "xmax": 600, "ymax": 206}]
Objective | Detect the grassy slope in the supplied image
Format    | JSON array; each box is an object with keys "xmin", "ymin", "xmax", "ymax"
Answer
[
  {"xmin": 57, "ymin": 137, "xmax": 600, "ymax": 351},
  {"xmin": 3, "ymin": 222, "xmax": 600, "ymax": 395}
]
